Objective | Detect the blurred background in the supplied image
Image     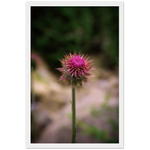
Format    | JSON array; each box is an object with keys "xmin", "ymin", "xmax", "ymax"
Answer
[{"xmin": 31, "ymin": 6, "xmax": 119, "ymax": 143}]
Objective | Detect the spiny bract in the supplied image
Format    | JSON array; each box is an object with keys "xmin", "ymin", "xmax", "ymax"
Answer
[{"xmin": 57, "ymin": 52, "xmax": 93, "ymax": 86}]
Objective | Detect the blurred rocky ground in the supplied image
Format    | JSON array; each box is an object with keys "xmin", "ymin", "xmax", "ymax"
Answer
[{"xmin": 31, "ymin": 54, "xmax": 119, "ymax": 143}]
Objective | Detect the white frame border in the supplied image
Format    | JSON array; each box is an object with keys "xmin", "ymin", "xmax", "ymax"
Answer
[{"xmin": 26, "ymin": 1, "xmax": 124, "ymax": 149}]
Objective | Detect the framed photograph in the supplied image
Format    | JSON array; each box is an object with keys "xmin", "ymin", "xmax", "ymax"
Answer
[{"xmin": 26, "ymin": 1, "xmax": 124, "ymax": 149}]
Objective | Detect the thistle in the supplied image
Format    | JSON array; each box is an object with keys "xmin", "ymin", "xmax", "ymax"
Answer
[
  {"xmin": 57, "ymin": 52, "xmax": 93, "ymax": 143},
  {"xmin": 57, "ymin": 52, "xmax": 93, "ymax": 86}
]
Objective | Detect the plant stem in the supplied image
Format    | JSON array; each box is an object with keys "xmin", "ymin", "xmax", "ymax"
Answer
[{"xmin": 72, "ymin": 85, "xmax": 76, "ymax": 143}]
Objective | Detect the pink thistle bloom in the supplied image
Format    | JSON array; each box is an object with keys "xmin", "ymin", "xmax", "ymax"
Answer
[{"xmin": 57, "ymin": 53, "xmax": 93, "ymax": 86}]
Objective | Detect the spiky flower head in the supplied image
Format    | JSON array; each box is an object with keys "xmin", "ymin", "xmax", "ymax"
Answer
[{"xmin": 57, "ymin": 53, "xmax": 93, "ymax": 86}]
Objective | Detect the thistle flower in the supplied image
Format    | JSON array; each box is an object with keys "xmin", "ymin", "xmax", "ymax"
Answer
[{"xmin": 57, "ymin": 53, "xmax": 93, "ymax": 86}]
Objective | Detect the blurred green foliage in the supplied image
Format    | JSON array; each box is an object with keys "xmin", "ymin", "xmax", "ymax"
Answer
[
  {"xmin": 31, "ymin": 7, "xmax": 119, "ymax": 70},
  {"xmin": 80, "ymin": 121, "xmax": 118, "ymax": 143},
  {"xmin": 85, "ymin": 91, "xmax": 119, "ymax": 143},
  {"xmin": 80, "ymin": 122, "xmax": 108, "ymax": 142},
  {"xmin": 89, "ymin": 91, "xmax": 112, "ymax": 117}
]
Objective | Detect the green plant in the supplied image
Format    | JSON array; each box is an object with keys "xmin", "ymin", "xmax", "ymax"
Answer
[
  {"xmin": 57, "ymin": 52, "xmax": 93, "ymax": 143},
  {"xmin": 81, "ymin": 92, "xmax": 119, "ymax": 143}
]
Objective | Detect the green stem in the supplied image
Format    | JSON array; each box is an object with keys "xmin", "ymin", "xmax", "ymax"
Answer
[{"xmin": 72, "ymin": 85, "xmax": 76, "ymax": 143}]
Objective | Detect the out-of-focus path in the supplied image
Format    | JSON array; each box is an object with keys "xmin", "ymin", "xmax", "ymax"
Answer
[{"xmin": 31, "ymin": 54, "xmax": 119, "ymax": 143}]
